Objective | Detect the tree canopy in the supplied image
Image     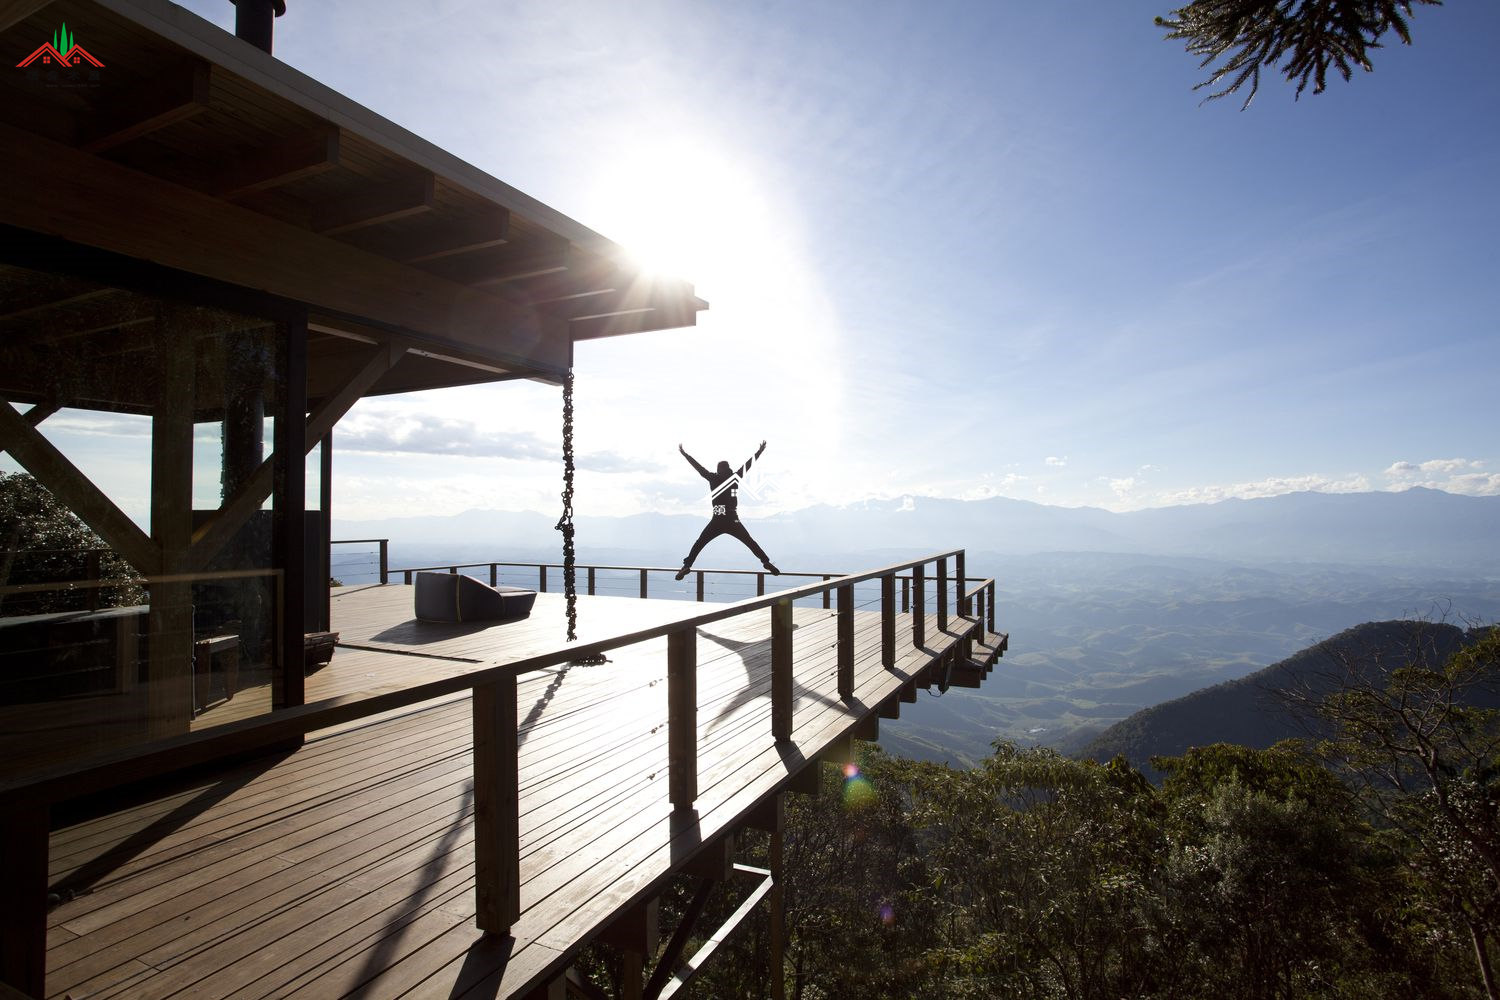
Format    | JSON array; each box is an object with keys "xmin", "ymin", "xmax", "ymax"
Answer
[{"xmin": 1157, "ymin": 0, "xmax": 1442, "ymax": 108}]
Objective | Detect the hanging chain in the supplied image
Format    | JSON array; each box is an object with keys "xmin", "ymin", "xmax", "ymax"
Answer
[{"xmin": 555, "ymin": 371, "xmax": 606, "ymax": 663}]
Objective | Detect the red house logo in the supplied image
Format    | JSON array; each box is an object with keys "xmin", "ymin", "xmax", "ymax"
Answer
[{"xmin": 16, "ymin": 23, "xmax": 103, "ymax": 69}]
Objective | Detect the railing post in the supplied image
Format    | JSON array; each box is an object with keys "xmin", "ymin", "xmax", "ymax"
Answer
[
  {"xmin": 756, "ymin": 572, "xmax": 765, "ymax": 597},
  {"xmin": 696, "ymin": 571, "xmax": 705, "ymax": 602},
  {"xmin": 449, "ymin": 565, "xmax": 458, "ymax": 574},
  {"xmin": 936, "ymin": 557, "xmax": 948, "ymax": 632},
  {"xmin": 378, "ymin": 539, "xmax": 389, "ymax": 584},
  {"xmin": 403, "ymin": 569, "xmax": 412, "ymax": 585},
  {"xmin": 489, "ymin": 563, "xmax": 498, "ymax": 586},
  {"xmin": 0, "ymin": 800, "xmax": 48, "ymax": 999},
  {"xmin": 837, "ymin": 583, "xmax": 854, "ymax": 700},
  {"xmin": 587, "ymin": 566, "xmax": 596, "ymax": 596},
  {"xmin": 772, "ymin": 598, "xmax": 793, "ymax": 742},
  {"xmin": 912, "ymin": 563, "xmax": 926, "ymax": 649},
  {"xmin": 472, "ymin": 676, "xmax": 520, "ymax": 932},
  {"xmin": 987, "ymin": 581, "xmax": 996, "ymax": 634},
  {"xmin": 668, "ymin": 628, "xmax": 697, "ymax": 808},
  {"xmin": 880, "ymin": 573, "xmax": 895, "ymax": 670},
  {"xmin": 539, "ymin": 565, "xmax": 547, "ymax": 593},
  {"xmin": 639, "ymin": 568, "xmax": 648, "ymax": 599},
  {"xmin": 956, "ymin": 551, "xmax": 967, "ymax": 616},
  {"xmin": 901, "ymin": 575, "xmax": 910, "ymax": 613},
  {"xmin": 821, "ymin": 575, "xmax": 831, "ymax": 610}
]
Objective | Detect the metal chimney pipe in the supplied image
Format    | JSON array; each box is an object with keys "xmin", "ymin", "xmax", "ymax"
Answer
[{"xmin": 231, "ymin": 0, "xmax": 286, "ymax": 54}]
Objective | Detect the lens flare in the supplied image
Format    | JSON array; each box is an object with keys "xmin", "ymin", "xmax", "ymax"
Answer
[
  {"xmin": 878, "ymin": 902, "xmax": 895, "ymax": 926},
  {"xmin": 841, "ymin": 762, "xmax": 876, "ymax": 808}
]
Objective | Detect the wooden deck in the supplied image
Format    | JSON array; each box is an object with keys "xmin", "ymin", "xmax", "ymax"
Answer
[{"xmin": 41, "ymin": 585, "xmax": 1003, "ymax": 999}]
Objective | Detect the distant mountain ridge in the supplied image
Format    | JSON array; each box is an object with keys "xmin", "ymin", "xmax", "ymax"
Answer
[
  {"xmin": 336, "ymin": 487, "xmax": 1500, "ymax": 571},
  {"xmin": 1080, "ymin": 620, "xmax": 1477, "ymax": 774}
]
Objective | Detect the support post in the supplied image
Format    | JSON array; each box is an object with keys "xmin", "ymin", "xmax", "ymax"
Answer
[
  {"xmin": 273, "ymin": 314, "xmax": 308, "ymax": 711},
  {"xmin": 937, "ymin": 556, "xmax": 948, "ymax": 632},
  {"xmin": 756, "ymin": 572, "xmax": 765, "ymax": 597},
  {"xmin": 956, "ymin": 551, "xmax": 967, "ymax": 616},
  {"xmin": 320, "ymin": 432, "xmax": 332, "ymax": 629},
  {"xmin": 587, "ymin": 566, "xmax": 596, "ymax": 596},
  {"xmin": 539, "ymin": 564, "xmax": 547, "ymax": 593},
  {"xmin": 378, "ymin": 538, "xmax": 388, "ymax": 584},
  {"xmin": 668, "ymin": 628, "xmax": 697, "ymax": 808},
  {"xmin": 768, "ymin": 793, "xmax": 788, "ymax": 1000},
  {"xmin": 473, "ymin": 675, "xmax": 521, "ymax": 931},
  {"xmin": 639, "ymin": 568, "xmax": 648, "ymax": 599},
  {"xmin": 988, "ymin": 581, "xmax": 996, "ymax": 634},
  {"xmin": 148, "ymin": 308, "xmax": 196, "ymax": 737},
  {"xmin": 0, "ymin": 801, "xmax": 47, "ymax": 999},
  {"xmin": 880, "ymin": 573, "xmax": 895, "ymax": 670},
  {"xmin": 912, "ymin": 563, "xmax": 925, "ymax": 649},
  {"xmin": 836, "ymin": 583, "xmax": 854, "ymax": 701},
  {"xmin": 821, "ymin": 575, "xmax": 831, "ymax": 610},
  {"xmin": 696, "ymin": 571, "xmax": 704, "ymax": 602},
  {"xmin": 489, "ymin": 563, "xmax": 498, "ymax": 586},
  {"xmin": 771, "ymin": 597, "xmax": 793, "ymax": 742},
  {"xmin": 901, "ymin": 574, "xmax": 910, "ymax": 613}
]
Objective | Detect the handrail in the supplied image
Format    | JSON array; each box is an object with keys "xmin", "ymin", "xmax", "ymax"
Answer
[{"xmin": 330, "ymin": 537, "xmax": 388, "ymax": 584}]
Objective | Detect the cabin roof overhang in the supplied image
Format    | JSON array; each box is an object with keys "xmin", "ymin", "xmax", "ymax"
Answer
[{"xmin": 0, "ymin": 0, "xmax": 707, "ymax": 401}]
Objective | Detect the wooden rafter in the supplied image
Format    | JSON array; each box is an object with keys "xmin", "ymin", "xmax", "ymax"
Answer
[
  {"xmin": 189, "ymin": 341, "xmax": 404, "ymax": 573},
  {"xmin": 80, "ymin": 62, "xmax": 212, "ymax": 154},
  {"xmin": 0, "ymin": 1, "xmax": 51, "ymax": 33},
  {"xmin": 423, "ymin": 240, "xmax": 573, "ymax": 287},
  {"xmin": 205, "ymin": 126, "xmax": 341, "ymax": 199},
  {"xmin": 313, "ymin": 173, "xmax": 436, "ymax": 236},
  {"xmin": 572, "ymin": 306, "xmax": 699, "ymax": 342},
  {"xmin": 348, "ymin": 208, "xmax": 511, "ymax": 263},
  {"xmin": 0, "ymin": 400, "xmax": 157, "ymax": 574}
]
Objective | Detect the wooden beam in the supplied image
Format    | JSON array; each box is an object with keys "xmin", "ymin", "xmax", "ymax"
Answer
[
  {"xmin": 571, "ymin": 306, "xmax": 698, "ymax": 342},
  {"xmin": 314, "ymin": 173, "xmax": 436, "ymax": 236},
  {"xmin": 351, "ymin": 208, "xmax": 511, "ymax": 263},
  {"xmin": 598, "ymin": 898, "xmax": 660, "ymax": 955},
  {"xmin": 667, "ymin": 627, "xmax": 697, "ymax": 809},
  {"xmin": 80, "ymin": 62, "xmax": 211, "ymax": 154},
  {"xmin": 0, "ymin": 1, "xmax": 52, "ymax": 33},
  {"xmin": 0, "ymin": 400, "xmax": 157, "ymax": 574},
  {"xmin": 473, "ymin": 676, "xmax": 521, "ymax": 932},
  {"xmin": 0, "ymin": 123, "xmax": 566, "ymax": 372},
  {"xmin": 205, "ymin": 126, "xmax": 340, "ymax": 199},
  {"xmin": 23, "ymin": 402, "xmax": 58, "ymax": 427},
  {"xmin": 683, "ymin": 836, "xmax": 734, "ymax": 882},
  {"xmin": 426, "ymin": 241, "xmax": 572, "ymax": 287},
  {"xmin": 0, "ymin": 802, "xmax": 46, "ymax": 999}
]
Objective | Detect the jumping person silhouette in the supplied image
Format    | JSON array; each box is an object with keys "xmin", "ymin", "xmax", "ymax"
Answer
[{"xmin": 675, "ymin": 441, "xmax": 780, "ymax": 580}]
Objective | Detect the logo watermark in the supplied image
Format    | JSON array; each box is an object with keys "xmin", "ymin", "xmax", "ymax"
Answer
[{"xmin": 17, "ymin": 22, "xmax": 104, "ymax": 88}]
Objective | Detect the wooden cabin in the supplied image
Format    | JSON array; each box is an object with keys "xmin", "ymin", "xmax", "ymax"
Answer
[{"xmin": 0, "ymin": 3, "xmax": 1007, "ymax": 998}]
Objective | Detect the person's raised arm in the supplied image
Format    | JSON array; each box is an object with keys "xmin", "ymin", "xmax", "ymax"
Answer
[
  {"xmin": 736, "ymin": 440, "xmax": 767, "ymax": 478},
  {"xmin": 679, "ymin": 443, "xmax": 712, "ymax": 481}
]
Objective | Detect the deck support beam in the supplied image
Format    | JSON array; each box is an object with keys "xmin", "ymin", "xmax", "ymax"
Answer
[
  {"xmin": 912, "ymin": 563, "xmax": 925, "ymax": 649},
  {"xmin": 880, "ymin": 574, "xmax": 895, "ymax": 670},
  {"xmin": 668, "ymin": 628, "xmax": 697, "ymax": 808},
  {"xmin": 836, "ymin": 583, "xmax": 854, "ymax": 700},
  {"xmin": 771, "ymin": 598, "xmax": 793, "ymax": 742},
  {"xmin": 473, "ymin": 675, "xmax": 521, "ymax": 932}
]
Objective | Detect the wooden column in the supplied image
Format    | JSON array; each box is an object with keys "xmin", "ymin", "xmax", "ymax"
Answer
[
  {"xmin": 987, "ymin": 581, "xmax": 996, "ymax": 634},
  {"xmin": 821, "ymin": 576, "xmax": 831, "ymax": 610},
  {"xmin": 539, "ymin": 564, "xmax": 547, "ymax": 593},
  {"xmin": 955, "ymin": 551, "xmax": 967, "ymax": 616},
  {"xmin": 936, "ymin": 557, "xmax": 948, "ymax": 632},
  {"xmin": 695, "ymin": 571, "xmax": 705, "ymax": 602},
  {"xmin": 473, "ymin": 676, "xmax": 521, "ymax": 931},
  {"xmin": 319, "ymin": 432, "xmax": 332, "ymax": 630},
  {"xmin": 147, "ymin": 307, "xmax": 195, "ymax": 739},
  {"xmin": 771, "ymin": 598, "xmax": 793, "ymax": 742},
  {"xmin": 668, "ymin": 628, "xmax": 697, "ymax": 808},
  {"xmin": 901, "ymin": 575, "xmax": 910, "ymax": 613},
  {"xmin": 912, "ymin": 563, "xmax": 926, "ymax": 649},
  {"xmin": 639, "ymin": 568, "xmax": 648, "ymax": 599},
  {"xmin": 587, "ymin": 566, "xmax": 596, "ymax": 596},
  {"xmin": 880, "ymin": 574, "xmax": 895, "ymax": 670},
  {"xmin": 836, "ymin": 583, "xmax": 854, "ymax": 701},
  {"xmin": 756, "ymin": 572, "xmax": 765, "ymax": 597},
  {"xmin": 0, "ymin": 801, "xmax": 47, "ymax": 999},
  {"xmin": 273, "ymin": 314, "xmax": 307, "ymax": 709}
]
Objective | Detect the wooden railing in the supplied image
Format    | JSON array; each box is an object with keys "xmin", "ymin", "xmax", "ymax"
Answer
[
  {"xmin": 330, "ymin": 537, "xmax": 389, "ymax": 584},
  {"xmin": 0, "ymin": 548, "xmax": 997, "ymax": 997}
]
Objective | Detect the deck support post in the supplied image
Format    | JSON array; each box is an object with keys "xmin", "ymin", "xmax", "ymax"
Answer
[
  {"xmin": 987, "ymin": 581, "xmax": 996, "ymax": 634},
  {"xmin": 756, "ymin": 572, "xmax": 765, "ymax": 597},
  {"xmin": 956, "ymin": 551, "xmax": 967, "ymax": 615},
  {"xmin": 539, "ymin": 564, "xmax": 547, "ymax": 593},
  {"xmin": 695, "ymin": 571, "xmax": 704, "ymax": 602},
  {"xmin": 937, "ymin": 557, "xmax": 948, "ymax": 632},
  {"xmin": 0, "ymin": 801, "xmax": 47, "ymax": 1000},
  {"xmin": 836, "ymin": 583, "xmax": 854, "ymax": 701},
  {"xmin": 587, "ymin": 566, "xmax": 596, "ymax": 596},
  {"xmin": 821, "ymin": 576, "xmax": 831, "ymax": 610},
  {"xmin": 377, "ymin": 538, "xmax": 388, "ymax": 584},
  {"xmin": 912, "ymin": 563, "xmax": 926, "ymax": 649},
  {"xmin": 472, "ymin": 675, "xmax": 521, "ymax": 932},
  {"xmin": 901, "ymin": 574, "xmax": 910, "ymax": 613},
  {"xmin": 668, "ymin": 628, "xmax": 697, "ymax": 808},
  {"xmin": 639, "ymin": 568, "xmax": 648, "ymax": 599},
  {"xmin": 489, "ymin": 563, "xmax": 498, "ymax": 586},
  {"xmin": 771, "ymin": 598, "xmax": 793, "ymax": 742},
  {"xmin": 880, "ymin": 574, "xmax": 895, "ymax": 670}
]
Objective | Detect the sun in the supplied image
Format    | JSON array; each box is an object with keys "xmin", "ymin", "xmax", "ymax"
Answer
[{"xmin": 587, "ymin": 140, "xmax": 774, "ymax": 294}]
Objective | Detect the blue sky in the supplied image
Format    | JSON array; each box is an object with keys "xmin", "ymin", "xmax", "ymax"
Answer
[{"xmin": 23, "ymin": 0, "xmax": 1500, "ymax": 522}]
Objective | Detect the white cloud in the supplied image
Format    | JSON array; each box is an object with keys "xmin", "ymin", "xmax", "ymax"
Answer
[
  {"xmin": 1383, "ymin": 458, "xmax": 1499, "ymax": 497},
  {"xmin": 1108, "ymin": 476, "xmax": 1137, "ymax": 500},
  {"xmin": 1044, "ymin": 455, "xmax": 1067, "ymax": 467},
  {"xmin": 1157, "ymin": 473, "xmax": 1372, "ymax": 506}
]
